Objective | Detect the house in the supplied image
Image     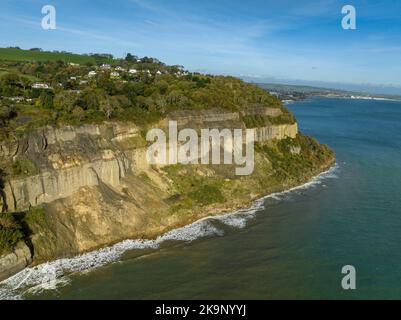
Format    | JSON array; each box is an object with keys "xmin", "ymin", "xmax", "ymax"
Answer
[
  {"xmin": 70, "ymin": 77, "xmax": 77, "ymax": 81},
  {"xmin": 129, "ymin": 69, "xmax": 137, "ymax": 74},
  {"xmin": 88, "ymin": 71, "xmax": 97, "ymax": 77},
  {"xmin": 8, "ymin": 96, "xmax": 25, "ymax": 102},
  {"xmin": 156, "ymin": 70, "xmax": 162, "ymax": 75},
  {"xmin": 69, "ymin": 90, "xmax": 82, "ymax": 94},
  {"xmin": 115, "ymin": 66, "xmax": 125, "ymax": 71},
  {"xmin": 110, "ymin": 72, "xmax": 120, "ymax": 78},
  {"xmin": 100, "ymin": 64, "xmax": 111, "ymax": 70},
  {"xmin": 80, "ymin": 80, "xmax": 89, "ymax": 85},
  {"xmin": 32, "ymin": 83, "xmax": 51, "ymax": 89},
  {"xmin": 69, "ymin": 62, "xmax": 79, "ymax": 66}
]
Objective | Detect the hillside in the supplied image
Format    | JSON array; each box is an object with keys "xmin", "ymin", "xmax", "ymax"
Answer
[
  {"xmin": 0, "ymin": 48, "xmax": 285, "ymax": 138},
  {"xmin": 0, "ymin": 48, "xmax": 113, "ymax": 64}
]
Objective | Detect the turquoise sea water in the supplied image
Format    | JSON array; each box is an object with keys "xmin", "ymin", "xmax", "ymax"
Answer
[{"xmin": 2, "ymin": 97, "xmax": 401, "ymax": 300}]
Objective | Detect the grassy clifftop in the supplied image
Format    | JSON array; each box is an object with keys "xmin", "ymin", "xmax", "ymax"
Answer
[{"xmin": 0, "ymin": 48, "xmax": 113, "ymax": 64}]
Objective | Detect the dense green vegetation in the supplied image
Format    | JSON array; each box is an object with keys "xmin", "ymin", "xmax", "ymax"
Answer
[
  {"xmin": 255, "ymin": 134, "xmax": 334, "ymax": 181},
  {"xmin": 243, "ymin": 108, "xmax": 296, "ymax": 128},
  {"xmin": 0, "ymin": 48, "xmax": 283, "ymax": 139},
  {"xmin": 0, "ymin": 206, "xmax": 47, "ymax": 256},
  {"xmin": 0, "ymin": 213, "xmax": 24, "ymax": 255}
]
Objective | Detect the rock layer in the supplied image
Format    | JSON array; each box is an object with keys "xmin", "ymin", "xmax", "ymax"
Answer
[{"xmin": 0, "ymin": 242, "xmax": 32, "ymax": 282}]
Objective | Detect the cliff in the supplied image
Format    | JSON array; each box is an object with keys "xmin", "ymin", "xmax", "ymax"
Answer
[
  {"xmin": 0, "ymin": 107, "xmax": 334, "ymax": 281},
  {"xmin": 1, "ymin": 108, "xmax": 298, "ymax": 213}
]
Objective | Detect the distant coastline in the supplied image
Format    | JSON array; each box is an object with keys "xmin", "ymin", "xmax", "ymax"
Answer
[{"xmin": 255, "ymin": 82, "xmax": 401, "ymax": 104}]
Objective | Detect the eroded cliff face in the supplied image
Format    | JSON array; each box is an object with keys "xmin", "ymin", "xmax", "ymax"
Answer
[
  {"xmin": 0, "ymin": 107, "xmax": 330, "ymax": 280},
  {"xmin": 254, "ymin": 123, "xmax": 298, "ymax": 142},
  {"xmin": 1, "ymin": 108, "xmax": 297, "ymax": 214},
  {"xmin": 1, "ymin": 123, "xmax": 140, "ymax": 212}
]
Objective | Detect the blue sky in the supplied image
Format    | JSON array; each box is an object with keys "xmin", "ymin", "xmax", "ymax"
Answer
[{"xmin": 1, "ymin": 0, "xmax": 401, "ymax": 92}]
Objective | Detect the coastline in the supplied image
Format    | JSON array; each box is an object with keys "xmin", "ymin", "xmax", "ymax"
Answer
[{"xmin": 0, "ymin": 161, "xmax": 338, "ymax": 300}]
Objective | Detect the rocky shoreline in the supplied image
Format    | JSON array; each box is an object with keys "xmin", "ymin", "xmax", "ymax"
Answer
[{"xmin": 0, "ymin": 158, "xmax": 335, "ymax": 284}]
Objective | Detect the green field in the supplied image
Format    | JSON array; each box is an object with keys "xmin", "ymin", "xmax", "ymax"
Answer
[{"xmin": 0, "ymin": 48, "xmax": 113, "ymax": 64}]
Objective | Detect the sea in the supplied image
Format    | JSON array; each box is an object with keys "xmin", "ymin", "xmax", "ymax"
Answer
[{"xmin": 1, "ymin": 96, "xmax": 401, "ymax": 300}]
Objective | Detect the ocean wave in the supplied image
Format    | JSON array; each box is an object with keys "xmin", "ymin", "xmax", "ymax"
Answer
[
  {"xmin": 254, "ymin": 163, "xmax": 340, "ymax": 204},
  {"xmin": 0, "ymin": 219, "xmax": 226, "ymax": 299},
  {"xmin": 0, "ymin": 163, "xmax": 339, "ymax": 300}
]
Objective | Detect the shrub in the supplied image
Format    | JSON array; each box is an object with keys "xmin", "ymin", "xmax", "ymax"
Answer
[
  {"xmin": 22, "ymin": 206, "xmax": 46, "ymax": 227},
  {"xmin": 12, "ymin": 156, "xmax": 38, "ymax": 177},
  {"xmin": 0, "ymin": 213, "xmax": 24, "ymax": 255},
  {"xmin": 188, "ymin": 185, "xmax": 225, "ymax": 206}
]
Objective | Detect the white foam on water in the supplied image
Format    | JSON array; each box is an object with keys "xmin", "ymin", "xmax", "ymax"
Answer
[
  {"xmin": 0, "ymin": 219, "xmax": 222, "ymax": 299},
  {"xmin": 0, "ymin": 163, "xmax": 339, "ymax": 300},
  {"xmin": 260, "ymin": 163, "xmax": 340, "ymax": 202},
  {"xmin": 214, "ymin": 207, "xmax": 260, "ymax": 229},
  {"xmin": 214, "ymin": 163, "xmax": 340, "ymax": 229}
]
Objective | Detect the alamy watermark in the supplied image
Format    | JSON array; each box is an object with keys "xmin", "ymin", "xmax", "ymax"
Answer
[
  {"xmin": 41, "ymin": 5, "xmax": 56, "ymax": 30},
  {"xmin": 341, "ymin": 265, "xmax": 356, "ymax": 290},
  {"xmin": 342, "ymin": 5, "xmax": 357, "ymax": 30},
  {"xmin": 146, "ymin": 121, "xmax": 255, "ymax": 176}
]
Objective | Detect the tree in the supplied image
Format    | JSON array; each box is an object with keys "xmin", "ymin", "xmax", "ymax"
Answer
[
  {"xmin": 0, "ymin": 73, "xmax": 21, "ymax": 96},
  {"xmin": 20, "ymin": 77, "xmax": 32, "ymax": 94},
  {"xmin": 36, "ymin": 91, "xmax": 54, "ymax": 109},
  {"xmin": 125, "ymin": 53, "xmax": 138, "ymax": 62},
  {"xmin": 99, "ymin": 95, "xmax": 119, "ymax": 119},
  {"xmin": 96, "ymin": 72, "xmax": 116, "ymax": 95},
  {"xmin": 78, "ymin": 89, "xmax": 100, "ymax": 111},
  {"xmin": 54, "ymin": 91, "xmax": 78, "ymax": 112},
  {"xmin": 0, "ymin": 105, "xmax": 17, "ymax": 126}
]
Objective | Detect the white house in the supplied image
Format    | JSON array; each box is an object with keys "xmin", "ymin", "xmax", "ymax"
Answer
[
  {"xmin": 88, "ymin": 71, "xmax": 97, "ymax": 77},
  {"xmin": 129, "ymin": 69, "xmax": 137, "ymax": 74},
  {"xmin": 70, "ymin": 77, "xmax": 77, "ymax": 81},
  {"xmin": 32, "ymin": 83, "xmax": 51, "ymax": 89},
  {"xmin": 156, "ymin": 70, "xmax": 162, "ymax": 75},
  {"xmin": 115, "ymin": 66, "xmax": 125, "ymax": 71},
  {"xmin": 8, "ymin": 96, "xmax": 25, "ymax": 102},
  {"xmin": 110, "ymin": 72, "xmax": 120, "ymax": 78},
  {"xmin": 101, "ymin": 64, "xmax": 111, "ymax": 70}
]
